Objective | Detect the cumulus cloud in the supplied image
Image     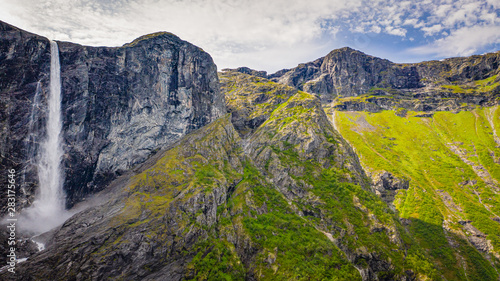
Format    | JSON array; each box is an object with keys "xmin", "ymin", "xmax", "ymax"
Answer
[
  {"xmin": 385, "ymin": 26, "xmax": 407, "ymax": 37},
  {"xmin": 410, "ymin": 24, "xmax": 500, "ymax": 57},
  {"xmin": 0, "ymin": 0, "xmax": 499, "ymax": 71},
  {"xmin": 421, "ymin": 24, "xmax": 443, "ymax": 36},
  {"xmin": 0, "ymin": 0, "xmax": 363, "ymax": 71}
]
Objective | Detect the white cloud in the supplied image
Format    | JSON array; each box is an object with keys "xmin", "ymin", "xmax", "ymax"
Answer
[
  {"xmin": 403, "ymin": 18, "xmax": 420, "ymax": 26},
  {"xmin": 422, "ymin": 24, "xmax": 443, "ymax": 36},
  {"xmin": 0, "ymin": 0, "xmax": 365, "ymax": 71},
  {"xmin": 371, "ymin": 25, "xmax": 382, "ymax": 33},
  {"xmin": 385, "ymin": 26, "xmax": 407, "ymax": 37},
  {"xmin": 410, "ymin": 24, "xmax": 500, "ymax": 57},
  {"xmin": 0, "ymin": 0, "xmax": 499, "ymax": 71}
]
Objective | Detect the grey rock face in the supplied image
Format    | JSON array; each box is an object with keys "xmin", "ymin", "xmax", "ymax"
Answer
[
  {"xmin": 11, "ymin": 114, "xmax": 243, "ymax": 280},
  {"xmin": 373, "ymin": 171, "xmax": 410, "ymax": 191},
  {"xmin": 270, "ymin": 47, "xmax": 398, "ymax": 97},
  {"xmin": 0, "ymin": 21, "xmax": 51, "ymax": 213},
  {"xmin": 0, "ymin": 21, "xmax": 225, "ymax": 209},
  {"xmin": 59, "ymin": 33, "xmax": 225, "ymax": 207},
  {"xmin": 460, "ymin": 220, "xmax": 493, "ymax": 253},
  {"xmin": 372, "ymin": 171, "xmax": 409, "ymax": 208},
  {"xmin": 222, "ymin": 67, "xmax": 268, "ymax": 78},
  {"xmin": 269, "ymin": 47, "xmax": 500, "ymax": 110}
]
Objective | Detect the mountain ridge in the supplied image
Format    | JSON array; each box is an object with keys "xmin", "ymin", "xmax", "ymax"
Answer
[
  {"xmin": 1, "ymin": 21, "xmax": 500, "ymax": 280},
  {"xmin": 230, "ymin": 46, "xmax": 500, "ymax": 86},
  {"xmin": 225, "ymin": 47, "xmax": 500, "ymax": 113}
]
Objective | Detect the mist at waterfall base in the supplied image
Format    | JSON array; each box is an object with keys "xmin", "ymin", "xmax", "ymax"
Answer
[{"xmin": 18, "ymin": 41, "xmax": 71, "ymax": 235}]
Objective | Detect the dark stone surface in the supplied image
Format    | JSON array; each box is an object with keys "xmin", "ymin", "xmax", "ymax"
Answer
[
  {"xmin": 222, "ymin": 66, "xmax": 268, "ymax": 78},
  {"xmin": 0, "ymin": 20, "xmax": 225, "ymax": 210},
  {"xmin": 0, "ymin": 21, "xmax": 51, "ymax": 213},
  {"xmin": 269, "ymin": 47, "xmax": 500, "ymax": 108}
]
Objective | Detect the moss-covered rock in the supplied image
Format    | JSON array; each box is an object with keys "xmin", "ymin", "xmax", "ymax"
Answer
[
  {"xmin": 219, "ymin": 70, "xmax": 297, "ymax": 136},
  {"xmin": 13, "ymin": 70, "xmax": 439, "ymax": 281}
]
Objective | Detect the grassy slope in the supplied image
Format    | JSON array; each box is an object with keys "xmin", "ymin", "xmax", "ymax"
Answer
[
  {"xmin": 218, "ymin": 73, "xmax": 438, "ymax": 280},
  {"xmin": 219, "ymin": 70, "xmax": 297, "ymax": 135},
  {"xmin": 335, "ymin": 107, "xmax": 500, "ymax": 280},
  {"xmin": 69, "ymin": 72, "xmax": 499, "ymax": 280},
  {"xmin": 440, "ymin": 74, "xmax": 500, "ymax": 94},
  {"xmin": 128, "ymin": 73, "xmax": 439, "ymax": 280},
  {"xmin": 248, "ymin": 92, "xmax": 409, "ymax": 278}
]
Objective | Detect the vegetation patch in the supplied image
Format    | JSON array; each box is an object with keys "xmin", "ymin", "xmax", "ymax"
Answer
[{"xmin": 336, "ymin": 107, "xmax": 500, "ymax": 280}]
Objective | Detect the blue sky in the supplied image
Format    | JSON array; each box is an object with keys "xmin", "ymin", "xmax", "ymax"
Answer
[{"xmin": 1, "ymin": 0, "xmax": 499, "ymax": 73}]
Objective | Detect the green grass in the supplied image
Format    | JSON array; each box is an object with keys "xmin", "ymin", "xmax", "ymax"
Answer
[
  {"xmin": 441, "ymin": 74, "xmax": 500, "ymax": 93},
  {"xmin": 335, "ymin": 107, "xmax": 500, "ymax": 280},
  {"xmin": 475, "ymin": 74, "xmax": 500, "ymax": 92},
  {"xmin": 186, "ymin": 239, "xmax": 246, "ymax": 280},
  {"xmin": 441, "ymin": 84, "xmax": 467, "ymax": 93},
  {"xmin": 233, "ymin": 164, "xmax": 362, "ymax": 280}
]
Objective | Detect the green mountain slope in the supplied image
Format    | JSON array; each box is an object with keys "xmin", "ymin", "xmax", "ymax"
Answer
[
  {"xmin": 335, "ymin": 107, "xmax": 500, "ymax": 280},
  {"xmin": 219, "ymin": 71, "xmax": 438, "ymax": 280},
  {"xmin": 14, "ymin": 70, "xmax": 447, "ymax": 281}
]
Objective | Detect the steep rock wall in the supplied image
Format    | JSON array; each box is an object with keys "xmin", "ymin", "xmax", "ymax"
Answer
[
  {"xmin": 0, "ymin": 21, "xmax": 225, "ymax": 209},
  {"xmin": 268, "ymin": 47, "xmax": 500, "ymax": 108}
]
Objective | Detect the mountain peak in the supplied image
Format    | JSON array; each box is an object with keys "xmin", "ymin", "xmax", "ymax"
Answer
[
  {"xmin": 221, "ymin": 67, "xmax": 268, "ymax": 78},
  {"xmin": 333, "ymin": 46, "xmax": 358, "ymax": 52},
  {"xmin": 326, "ymin": 46, "xmax": 390, "ymax": 62},
  {"xmin": 122, "ymin": 31, "xmax": 182, "ymax": 47}
]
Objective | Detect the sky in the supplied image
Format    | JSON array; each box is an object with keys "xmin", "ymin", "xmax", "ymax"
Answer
[{"xmin": 1, "ymin": 0, "xmax": 499, "ymax": 73}]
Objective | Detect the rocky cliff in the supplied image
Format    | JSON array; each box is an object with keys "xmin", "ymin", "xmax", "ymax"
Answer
[
  {"xmin": 260, "ymin": 47, "xmax": 500, "ymax": 111},
  {"xmin": 10, "ymin": 73, "xmax": 424, "ymax": 280},
  {"xmin": 0, "ymin": 20, "xmax": 225, "ymax": 209},
  {"xmin": 2, "ymin": 21, "xmax": 500, "ymax": 280}
]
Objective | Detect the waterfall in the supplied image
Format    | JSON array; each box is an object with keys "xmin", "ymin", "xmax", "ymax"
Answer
[
  {"xmin": 20, "ymin": 41, "xmax": 69, "ymax": 234},
  {"xmin": 21, "ymin": 81, "xmax": 42, "ymax": 195}
]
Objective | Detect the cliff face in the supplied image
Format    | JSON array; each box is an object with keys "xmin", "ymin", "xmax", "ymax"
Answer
[
  {"xmin": 267, "ymin": 47, "xmax": 500, "ymax": 111},
  {"xmin": 0, "ymin": 21, "xmax": 51, "ymax": 211},
  {"xmin": 0, "ymin": 21, "xmax": 225, "ymax": 208},
  {"xmin": 0, "ymin": 20, "xmax": 225, "ymax": 209},
  {"xmin": 270, "ymin": 48, "xmax": 394, "ymax": 99},
  {"xmin": 58, "ymin": 32, "xmax": 225, "ymax": 206}
]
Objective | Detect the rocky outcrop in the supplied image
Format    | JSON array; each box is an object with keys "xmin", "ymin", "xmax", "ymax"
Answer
[
  {"xmin": 219, "ymin": 70, "xmax": 297, "ymax": 136},
  {"xmin": 10, "ymin": 115, "xmax": 244, "ymax": 280},
  {"xmin": 222, "ymin": 67, "xmax": 268, "ymax": 78},
  {"xmin": 268, "ymin": 47, "xmax": 500, "ymax": 111},
  {"xmin": 333, "ymin": 87, "xmax": 499, "ymax": 113},
  {"xmin": 0, "ymin": 21, "xmax": 225, "ymax": 209},
  {"xmin": 371, "ymin": 171, "xmax": 409, "ymax": 208},
  {"xmin": 271, "ymin": 48, "xmax": 396, "ymax": 98},
  {"xmin": 459, "ymin": 220, "xmax": 494, "ymax": 253}
]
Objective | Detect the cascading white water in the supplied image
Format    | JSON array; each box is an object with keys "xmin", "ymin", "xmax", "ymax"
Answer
[
  {"xmin": 20, "ymin": 41, "xmax": 69, "ymax": 234},
  {"xmin": 21, "ymin": 81, "xmax": 42, "ymax": 195}
]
